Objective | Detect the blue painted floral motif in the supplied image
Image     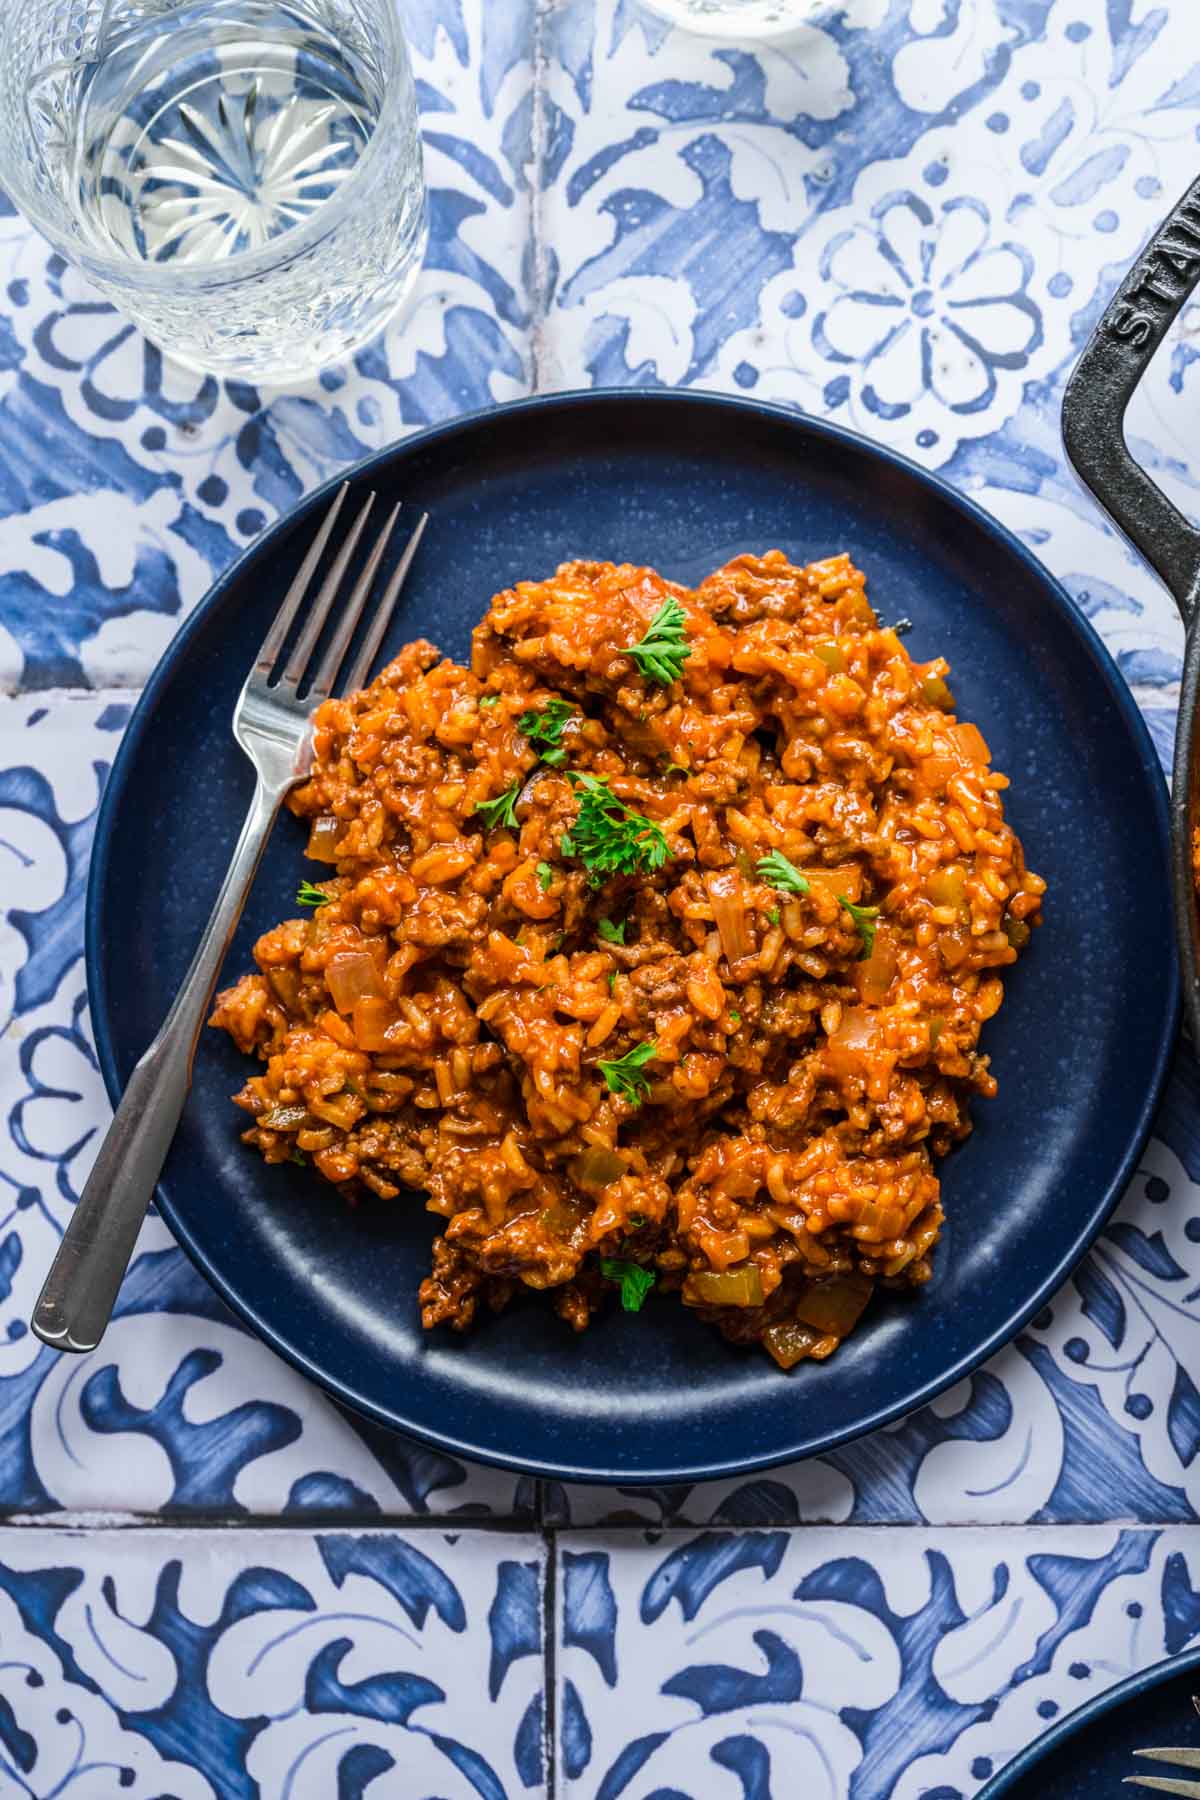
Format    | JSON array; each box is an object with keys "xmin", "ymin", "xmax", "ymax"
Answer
[
  {"xmin": 814, "ymin": 193, "xmax": 1042, "ymax": 424},
  {"xmin": 0, "ymin": 1528, "xmax": 543, "ymax": 1799},
  {"xmin": 557, "ymin": 1527, "xmax": 1198, "ymax": 1799}
]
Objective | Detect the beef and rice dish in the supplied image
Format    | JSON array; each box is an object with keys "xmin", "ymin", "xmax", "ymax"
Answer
[{"xmin": 210, "ymin": 550, "xmax": 1045, "ymax": 1369}]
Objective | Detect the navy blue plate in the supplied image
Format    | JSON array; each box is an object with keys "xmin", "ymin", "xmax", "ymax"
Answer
[
  {"xmin": 87, "ymin": 390, "xmax": 1178, "ymax": 1483},
  {"xmin": 977, "ymin": 1647, "xmax": 1200, "ymax": 1798}
]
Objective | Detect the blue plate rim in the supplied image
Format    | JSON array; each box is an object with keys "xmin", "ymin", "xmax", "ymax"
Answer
[
  {"xmin": 975, "ymin": 1644, "xmax": 1200, "ymax": 1798},
  {"xmin": 85, "ymin": 386, "xmax": 1181, "ymax": 1483}
]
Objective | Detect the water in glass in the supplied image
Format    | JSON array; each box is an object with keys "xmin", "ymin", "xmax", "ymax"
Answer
[{"xmin": 2, "ymin": 0, "xmax": 426, "ymax": 380}]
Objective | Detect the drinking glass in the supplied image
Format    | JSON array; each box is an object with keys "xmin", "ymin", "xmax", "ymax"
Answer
[
  {"xmin": 0, "ymin": 0, "xmax": 428, "ymax": 381},
  {"xmin": 639, "ymin": 0, "xmax": 825, "ymax": 36}
]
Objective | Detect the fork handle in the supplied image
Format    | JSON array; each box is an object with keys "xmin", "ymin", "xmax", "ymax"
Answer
[{"xmin": 32, "ymin": 774, "xmax": 290, "ymax": 1354}]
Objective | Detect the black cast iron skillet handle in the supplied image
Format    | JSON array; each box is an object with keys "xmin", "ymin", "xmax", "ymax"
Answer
[
  {"xmin": 1063, "ymin": 173, "xmax": 1200, "ymax": 1039},
  {"xmin": 1063, "ymin": 175, "xmax": 1200, "ymax": 613}
]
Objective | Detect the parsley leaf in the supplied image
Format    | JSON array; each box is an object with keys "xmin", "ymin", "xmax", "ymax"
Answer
[
  {"xmin": 601, "ymin": 1257, "xmax": 656, "ymax": 1312},
  {"xmin": 757, "ymin": 849, "xmax": 810, "ymax": 896},
  {"xmin": 566, "ymin": 774, "xmax": 671, "ymax": 883},
  {"xmin": 757, "ymin": 851, "xmax": 879, "ymax": 955},
  {"xmin": 479, "ymin": 694, "xmax": 500, "ymax": 708},
  {"xmin": 598, "ymin": 1039, "xmax": 657, "ymax": 1107},
  {"xmin": 296, "ymin": 881, "xmax": 332, "ymax": 909},
  {"xmin": 838, "ymin": 895, "xmax": 881, "ymax": 958},
  {"xmin": 768, "ymin": 908, "xmax": 780, "ymax": 926},
  {"xmin": 537, "ymin": 861, "xmax": 554, "ymax": 891},
  {"xmin": 290, "ymin": 1149, "xmax": 307, "ymax": 1166},
  {"xmin": 729, "ymin": 1009, "xmax": 741, "ymax": 1026},
  {"xmin": 518, "ymin": 699, "xmax": 575, "ymax": 765},
  {"xmin": 608, "ymin": 971, "xmax": 617, "ymax": 993},
  {"xmin": 625, "ymin": 596, "xmax": 692, "ymax": 686},
  {"xmin": 597, "ymin": 916, "xmax": 627, "ymax": 945},
  {"xmin": 475, "ymin": 783, "xmax": 520, "ymax": 831}
]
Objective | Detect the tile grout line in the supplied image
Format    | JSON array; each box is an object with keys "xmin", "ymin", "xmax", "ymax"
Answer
[
  {"xmin": 540, "ymin": 1505, "xmax": 559, "ymax": 1799},
  {"xmin": 2, "ymin": 684, "xmax": 145, "ymax": 703},
  {"xmin": 0, "ymin": 1511, "xmax": 1179, "ymax": 1533},
  {"xmin": 527, "ymin": 0, "xmax": 556, "ymax": 395}
]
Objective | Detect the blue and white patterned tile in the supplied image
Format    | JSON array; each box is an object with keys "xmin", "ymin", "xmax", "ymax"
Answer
[
  {"xmin": 554, "ymin": 1523, "xmax": 1200, "ymax": 1799},
  {"xmin": 0, "ymin": 1524, "xmax": 544, "ymax": 1796},
  {"xmin": 540, "ymin": 0, "xmax": 1193, "ymax": 703},
  {"xmin": 0, "ymin": 694, "xmax": 529, "ymax": 1518},
  {"xmin": 0, "ymin": 0, "xmax": 536, "ymax": 692},
  {"xmin": 546, "ymin": 1045, "xmax": 1200, "ymax": 1530}
]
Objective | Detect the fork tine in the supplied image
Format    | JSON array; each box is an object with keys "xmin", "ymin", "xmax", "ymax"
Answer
[
  {"xmin": 306, "ymin": 502, "xmax": 403, "ymax": 702},
  {"xmin": 1124, "ymin": 1778, "xmax": 1200, "ymax": 1796},
  {"xmin": 1137, "ymin": 1754, "xmax": 1200, "ymax": 1771},
  {"xmin": 254, "ymin": 482, "xmax": 349, "ymax": 674},
  {"xmin": 276, "ymin": 490, "xmax": 376, "ymax": 692},
  {"xmin": 340, "ymin": 511, "xmax": 429, "ymax": 696}
]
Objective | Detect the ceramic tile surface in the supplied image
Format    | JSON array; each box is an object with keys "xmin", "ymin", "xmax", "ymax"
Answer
[
  {"xmin": 553, "ymin": 1524, "xmax": 1194, "ymax": 1800},
  {"xmin": 0, "ymin": 1525, "xmax": 545, "ymax": 1797},
  {"xmin": 4, "ymin": 0, "xmax": 1200, "ymax": 1793}
]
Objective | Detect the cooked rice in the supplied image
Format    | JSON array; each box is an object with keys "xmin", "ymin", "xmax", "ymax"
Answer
[{"xmin": 210, "ymin": 551, "xmax": 1044, "ymax": 1367}]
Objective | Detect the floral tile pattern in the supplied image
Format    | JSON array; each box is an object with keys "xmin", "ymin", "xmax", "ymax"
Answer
[
  {"xmin": 5, "ymin": 0, "xmax": 1200, "ymax": 1791},
  {"xmin": 554, "ymin": 1524, "xmax": 1198, "ymax": 1799},
  {"xmin": 0, "ymin": 1525, "xmax": 545, "ymax": 1796}
]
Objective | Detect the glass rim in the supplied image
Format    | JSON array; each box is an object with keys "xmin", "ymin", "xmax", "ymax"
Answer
[{"xmin": 3, "ymin": 0, "xmax": 412, "ymax": 287}]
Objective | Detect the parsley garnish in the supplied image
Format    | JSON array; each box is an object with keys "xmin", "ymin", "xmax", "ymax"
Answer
[
  {"xmin": 563, "ymin": 774, "xmax": 671, "ymax": 883},
  {"xmin": 297, "ymin": 881, "xmax": 332, "ymax": 909},
  {"xmin": 601, "ymin": 1257, "xmax": 656, "ymax": 1312},
  {"xmin": 597, "ymin": 916, "xmax": 627, "ymax": 944},
  {"xmin": 757, "ymin": 850, "xmax": 810, "ymax": 895},
  {"xmin": 838, "ymin": 896, "xmax": 881, "ymax": 957},
  {"xmin": 756, "ymin": 851, "xmax": 879, "ymax": 956},
  {"xmin": 628, "ymin": 1212, "xmax": 646, "ymax": 1228},
  {"xmin": 608, "ymin": 972, "xmax": 617, "ymax": 993},
  {"xmin": 729, "ymin": 1010, "xmax": 741, "ymax": 1026},
  {"xmin": 768, "ymin": 908, "xmax": 780, "ymax": 926},
  {"xmin": 519, "ymin": 700, "xmax": 575, "ymax": 767},
  {"xmin": 537, "ymin": 861, "xmax": 554, "ymax": 891},
  {"xmin": 475, "ymin": 783, "xmax": 520, "ymax": 831},
  {"xmin": 625, "ymin": 597, "xmax": 692, "ymax": 686},
  {"xmin": 598, "ymin": 1039, "xmax": 657, "ymax": 1107},
  {"xmin": 290, "ymin": 1149, "xmax": 307, "ymax": 1166},
  {"xmin": 479, "ymin": 694, "xmax": 500, "ymax": 708}
]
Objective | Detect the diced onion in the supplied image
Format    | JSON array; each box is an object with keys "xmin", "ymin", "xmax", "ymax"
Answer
[
  {"xmin": 950, "ymin": 722, "xmax": 990, "ymax": 765},
  {"xmin": 854, "ymin": 930, "xmax": 896, "ymax": 1004},
  {"xmin": 806, "ymin": 865, "xmax": 861, "ymax": 902},
  {"xmin": 793, "ymin": 1275, "xmax": 873, "ymax": 1337},
  {"xmin": 920, "ymin": 674, "xmax": 955, "ymax": 710},
  {"xmin": 705, "ymin": 870, "xmax": 750, "ymax": 962},
  {"xmin": 352, "ymin": 996, "xmax": 400, "ymax": 1051},
  {"xmin": 825, "ymin": 1006, "xmax": 880, "ymax": 1077},
  {"xmin": 307, "ymin": 815, "xmax": 343, "ymax": 862},
  {"xmin": 571, "ymin": 1147, "xmax": 627, "ymax": 1190},
  {"xmin": 683, "ymin": 1263, "xmax": 764, "ymax": 1308},
  {"xmin": 326, "ymin": 951, "xmax": 384, "ymax": 1013},
  {"xmin": 763, "ymin": 1320, "xmax": 820, "ymax": 1370}
]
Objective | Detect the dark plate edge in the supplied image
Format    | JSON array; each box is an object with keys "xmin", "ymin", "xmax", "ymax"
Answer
[
  {"xmin": 975, "ymin": 1644, "xmax": 1200, "ymax": 1799},
  {"xmin": 84, "ymin": 386, "xmax": 1182, "ymax": 1484}
]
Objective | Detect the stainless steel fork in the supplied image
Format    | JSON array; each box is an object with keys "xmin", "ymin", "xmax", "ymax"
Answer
[
  {"xmin": 1127, "ymin": 1745, "xmax": 1200, "ymax": 1794},
  {"xmin": 31, "ymin": 483, "xmax": 428, "ymax": 1355}
]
